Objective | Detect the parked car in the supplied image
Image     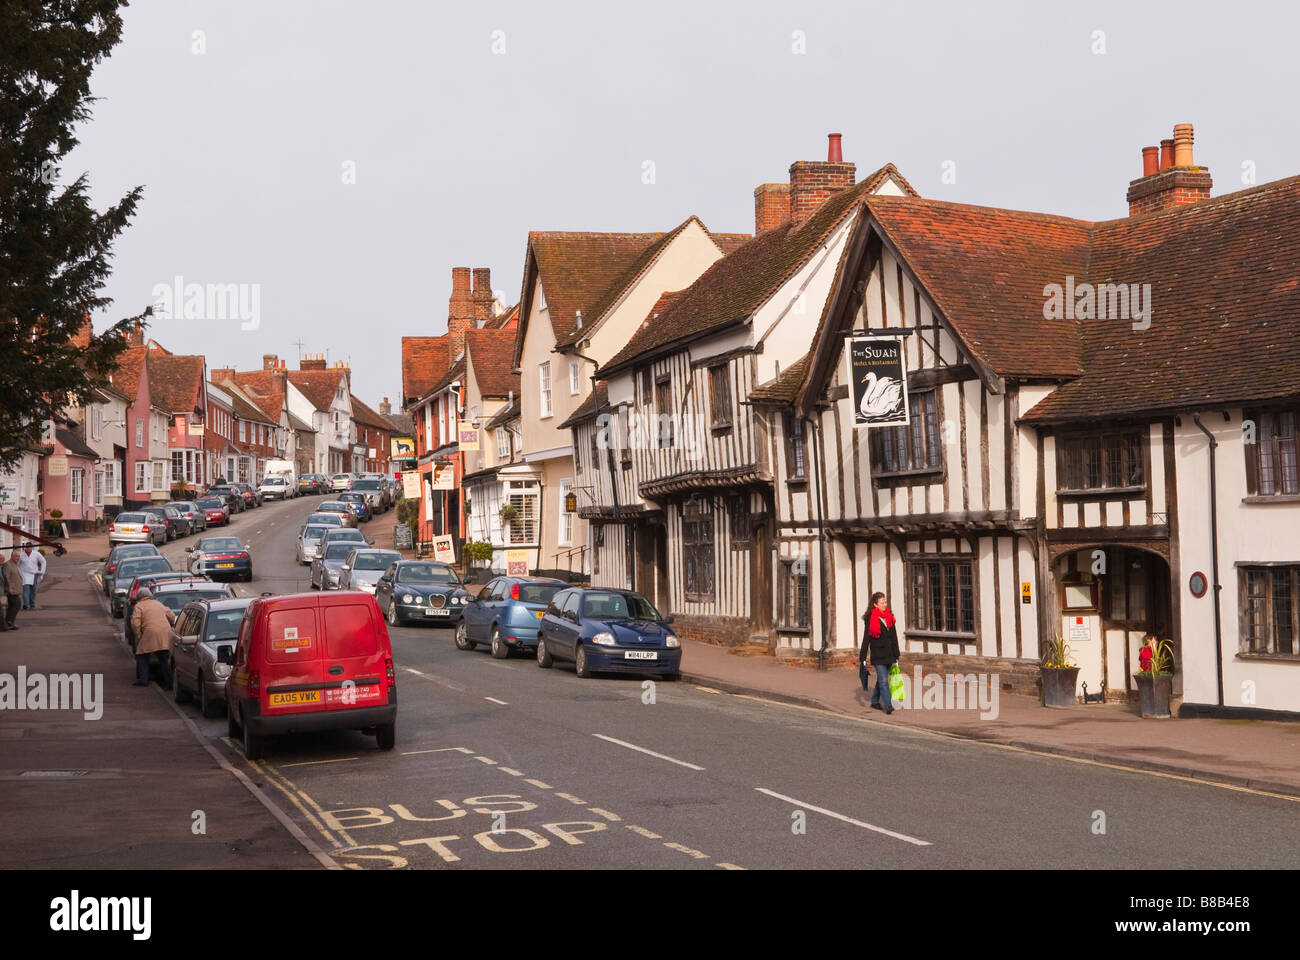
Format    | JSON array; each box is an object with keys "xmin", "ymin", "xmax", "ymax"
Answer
[
  {"xmin": 127, "ymin": 576, "xmax": 233, "ymax": 650},
  {"xmin": 455, "ymin": 576, "xmax": 568, "ymax": 658},
  {"xmin": 207, "ymin": 485, "xmax": 245, "ymax": 513},
  {"xmin": 297, "ymin": 474, "xmax": 323, "ymax": 496},
  {"xmin": 166, "ymin": 500, "xmax": 207, "ymax": 533},
  {"xmin": 296, "ymin": 524, "xmax": 330, "ymax": 564},
  {"xmin": 337, "ymin": 492, "xmax": 373, "ymax": 523},
  {"xmin": 304, "ymin": 512, "xmax": 344, "ymax": 529},
  {"xmin": 186, "ymin": 535, "xmax": 254, "ymax": 581},
  {"xmin": 258, "ymin": 476, "xmax": 294, "ymax": 501},
  {"xmin": 107, "ymin": 511, "xmax": 168, "ymax": 546},
  {"xmin": 225, "ymin": 591, "xmax": 397, "ymax": 759},
  {"xmin": 150, "ymin": 504, "xmax": 192, "ymax": 540},
  {"xmin": 110, "ymin": 555, "xmax": 175, "ymax": 617},
  {"xmin": 350, "ymin": 478, "xmax": 390, "ymax": 513},
  {"xmin": 317, "ymin": 500, "xmax": 359, "ymax": 527},
  {"xmin": 232, "ymin": 482, "xmax": 262, "ymax": 508},
  {"xmin": 310, "ymin": 541, "xmax": 357, "ymax": 590},
  {"xmin": 171, "ymin": 597, "xmax": 253, "ymax": 717},
  {"xmin": 338, "ymin": 549, "xmax": 403, "ymax": 595},
  {"xmin": 375, "ymin": 560, "xmax": 470, "ymax": 627},
  {"xmin": 100, "ymin": 543, "xmax": 162, "ymax": 597},
  {"xmin": 330, "ymin": 473, "xmax": 354, "ymax": 492},
  {"xmin": 321, "ymin": 527, "xmax": 371, "ymax": 550},
  {"xmin": 195, "ymin": 496, "xmax": 231, "ymax": 526},
  {"xmin": 536, "ymin": 588, "xmax": 681, "ymax": 680}
]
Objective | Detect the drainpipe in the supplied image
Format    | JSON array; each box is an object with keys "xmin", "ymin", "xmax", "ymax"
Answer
[
  {"xmin": 1192, "ymin": 414, "xmax": 1225, "ymax": 707},
  {"xmin": 805, "ymin": 409, "xmax": 831, "ymax": 671}
]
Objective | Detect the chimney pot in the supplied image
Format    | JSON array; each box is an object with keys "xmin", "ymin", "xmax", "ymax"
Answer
[
  {"xmin": 1141, "ymin": 146, "xmax": 1159, "ymax": 177},
  {"xmin": 1159, "ymin": 139, "xmax": 1174, "ymax": 171},
  {"xmin": 1173, "ymin": 123, "xmax": 1195, "ymax": 167},
  {"xmin": 827, "ymin": 133, "xmax": 843, "ymax": 163}
]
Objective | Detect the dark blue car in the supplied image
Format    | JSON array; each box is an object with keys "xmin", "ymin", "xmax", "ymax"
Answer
[
  {"xmin": 455, "ymin": 576, "xmax": 568, "ymax": 658},
  {"xmin": 536, "ymin": 588, "xmax": 681, "ymax": 679}
]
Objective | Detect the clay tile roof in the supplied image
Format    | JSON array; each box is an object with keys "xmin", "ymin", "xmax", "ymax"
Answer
[
  {"xmin": 401, "ymin": 336, "xmax": 450, "ymax": 405},
  {"xmin": 425, "ymin": 358, "xmax": 467, "ymax": 399},
  {"xmin": 146, "ymin": 353, "xmax": 205, "ymax": 413},
  {"xmin": 749, "ymin": 354, "xmax": 810, "ymax": 405},
  {"xmin": 488, "ymin": 303, "xmax": 519, "ymax": 329},
  {"xmin": 465, "ymin": 328, "xmax": 520, "ymax": 399},
  {"xmin": 603, "ymin": 165, "xmax": 910, "ymax": 374},
  {"xmin": 228, "ymin": 370, "xmax": 285, "ymax": 421},
  {"xmin": 486, "ymin": 399, "xmax": 520, "ymax": 430},
  {"xmin": 1020, "ymin": 174, "xmax": 1300, "ymax": 420},
  {"xmin": 558, "ymin": 381, "xmax": 609, "ymax": 429},
  {"xmin": 286, "ymin": 369, "xmax": 346, "ymax": 412},
  {"xmin": 54, "ymin": 427, "xmax": 99, "ymax": 459},
  {"xmin": 710, "ymin": 233, "xmax": 753, "ymax": 255},
  {"xmin": 227, "ymin": 389, "xmax": 276, "ymax": 425},
  {"xmin": 109, "ymin": 343, "xmax": 149, "ymax": 398},
  {"xmin": 350, "ymin": 395, "xmax": 392, "ymax": 430}
]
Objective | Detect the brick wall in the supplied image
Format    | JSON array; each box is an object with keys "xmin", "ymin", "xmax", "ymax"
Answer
[{"xmin": 789, "ymin": 160, "xmax": 856, "ymax": 225}]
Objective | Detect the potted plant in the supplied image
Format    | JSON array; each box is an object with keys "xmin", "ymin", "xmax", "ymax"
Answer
[
  {"xmin": 1133, "ymin": 638, "xmax": 1175, "ymax": 718},
  {"xmin": 46, "ymin": 508, "xmax": 64, "ymax": 538},
  {"xmin": 1040, "ymin": 632, "xmax": 1080, "ymax": 708},
  {"xmin": 464, "ymin": 538, "xmax": 494, "ymax": 575},
  {"xmin": 498, "ymin": 503, "xmax": 519, "ymax": 525}
]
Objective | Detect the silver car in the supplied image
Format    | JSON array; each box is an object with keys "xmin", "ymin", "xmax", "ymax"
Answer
[
  {"xmin": 339, "ymin": 549, "xmax": 403, "ymax": 595},
  {"xmin": 305, "ymin": 512, "xmax": 344, "ymax": 529},
  {"xmin": 108, "ymin": 511, "xmax": 168, "ymax": 546},
  {"xmin": 171, "ymin": 598, "xmax": 251, "ymax": 716},
  {"xmin": 296, "ymin": 524, "xmax": 329, "ymax": 564},
  {"xmin": 166, "ymin": 501, "xmax": 207, "ymax": 533},
  {"xmin": 310, "ymin": 541, "xmax": 357, "ymax": 590},
  {"xmin": 317, "ymin": 500, "xmax": 359, "ymax": 528},
  {"xmin": 350, "ymin": 478, "xmax": 390, "ymax": 513}
]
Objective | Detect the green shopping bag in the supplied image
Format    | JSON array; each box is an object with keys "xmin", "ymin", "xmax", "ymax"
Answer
[{"xmin": 888, "ymin": 663, "xmax": 906, "ymax": 703}]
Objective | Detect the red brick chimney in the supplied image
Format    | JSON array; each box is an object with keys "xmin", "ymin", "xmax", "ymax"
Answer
[
  {"xmin": 262, "ymin": 353, "xmax": 278, "ymax": 371},
  {"xmin": 1127, "ymin": 123, "xmax": 1212, "ymax": 216},
  {"xmin": 300, "ymin": 352, "xmax": 327, "ymax": 371},
  {"xmin": 210, "ymin": 367, "xmax": 235, "ymax": 383},
  {"xmin": 472, "ymin": 268, "xmax": 494, "ymax": 328},
  {"xmin": 754, "ymin": 183, "xmax": 791, "ymax": 234},
  {"xmin": 448, "ymin": 267, "xmax": 475, "ymax": 355},
  {"xmin": 789, "ymin": 133, "xmax": 856, "ymax": 226}
]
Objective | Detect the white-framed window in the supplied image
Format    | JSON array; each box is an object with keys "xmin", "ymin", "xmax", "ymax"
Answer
[
  {"xmin": 152, "ymin": 416, "xmax": 160, "ymax": 441},
  {"xmin": 93, "ymin": 469, "xmax": 104, "ymax": 506},
  {"xmin": 496, "ymin": 428, "xmax": 509, "ymax": 459},
  {"xmin": 438, "ymin": 398, "xmax": 447, "ymax": 447},
  {"xmin": 172, "ymin": 451, "xmax": 184, "ymax": 481},
  {"xmin": 226, "ymin": 456, "xmax": 236, "ymax": 481},
  {"xmin": 152, "ymin": 460, "xmax": 166, "ymax": 492},
  {"xmin": 238, "ymin": 419, "xmax": 246, "ymax": 442},
  {"xmin": 135, "ymin": 461, "xmax": 148, "ymax": 493},
  {"xmin": 135, "ymin": 420, "xmax": 143, "ymax": 447},
  {"xmin": 90, "ymin": 405, "xmax": 103, "ymax": 441},
  {"xmin": 569, "ymin": 359, "xmax": 580, "ymax": 396},
  {"xmin": 106, "ymin": 460, "xmax": 121, "ymax": 496},
  {"xmin": 506, "ymin": 482, "xmax": 540, "ymax": 545},
  {"xmin": 558, "ymin": 479, "xmax": 573, "ymax": 546},
  {"xmin": 70, "ymin": 467, "xmax": 84, "ymax": 505},
  {"xmin": 539, "ymin": 362, "xmax": 552, "ymax": 418}
]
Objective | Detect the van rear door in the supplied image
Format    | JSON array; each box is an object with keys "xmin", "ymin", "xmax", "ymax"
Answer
[
  {"xmin": 321, "ymin": 598, "xmax": 389, "ymax": 712},
  {"xmin": 261, "ymin": 602, "xmax": 327, "ymax": 715}
]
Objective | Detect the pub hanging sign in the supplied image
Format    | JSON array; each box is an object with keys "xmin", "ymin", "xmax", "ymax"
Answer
[{"xmin": 845, "ymin": 335, "xmax": 909, "ymax": 428}]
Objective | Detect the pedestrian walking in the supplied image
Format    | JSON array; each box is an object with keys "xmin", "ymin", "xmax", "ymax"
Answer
[
  {"xmin": 19, "ymin": 543, "xmax": 45, "ymax": 610},
  {"xmin": 129, "ymin": 588, "xmax": 176, "ymax": 687},
  {"xmin": 2, "ymin": 550, "xmax": 22, "ymax": 630},
  {"xmin": 862, "ymin": 591, "xmax": 900, "ymax": 714}
]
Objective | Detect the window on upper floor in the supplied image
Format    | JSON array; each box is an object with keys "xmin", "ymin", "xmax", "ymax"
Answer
[
  {"xmin": 569, "ymin": 360, "xmax": 580, "ymax": 396},
  {"xmin": 870, "ymin": 389, "xmax": 942, "ymax": 479},
  {"xmin": 783, "ymin": 412, "xmax": 806, "ymax": 483},
  {"xmin": 238, "ymin": 419, "xmax": 246, "ymax": 442},
  {"xmin": 136, "ymin": 419, "xmax": 143, "ymax": 447},
  {"xmin": 590, "ymin": 430, "xmax": 600, "ymax": 475},
  {"xmin": 655, "ymin": 375, "xmax": 673, "ymax": 449},
  {"xmin": 709, "ymin": 364, "xmax": 732, "ymax": 430},
  {"xmin": 497, "ymin": 427, "xmax": 509, "ymax": 459},
  {"xmin": 1241, "ymin": 565, "xmax": 1299, "ymax": 657},
  {"xmin": 1244, "ymin": 409, "xmax": 1299, "ymax": 497},
  {"xmin": 572, "ymin": 429, "xmax": 582, "ymax": 475},
  {"xmin": 539, "ymin": 362, "xmax": 553, "ymax": 418},
  {"xmin": 1057, "ymin": 429, "xmax": 1146, "ymax": 493}
]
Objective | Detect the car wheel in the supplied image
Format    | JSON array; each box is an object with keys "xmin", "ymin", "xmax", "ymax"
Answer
[
  {"xmin": 172, "ymin": 665, "xmax": 190, "ymax": 703},
  {"xmin": 387, "ymin": 601, "xmax": 402, "ymax": 627},
  {"xmin": 243, "ymin": 723, "xmax": 264, "ymax": 761},
  {"xmin": 490, "ymin": 628, "xmax": 508, "ymax": 659},
  {"xmin": 244, "ymin": 570, "xmax": 253, "ymax": 583},
  {"xmin": 375, "ymin": 722, "xmax": 396, "ymax": 751},
  {"xmin": 454, "ymin": 620, "xmax": 474, "ymax": 650},
  {"xmin": 575, "ymin": 644, "xmax": 593, "ymax": 679},
  {"xmin": 199, "ymin": 675, "xmax": 219, "ymax": 718},
  {"xmin": 537, "ymin": 635, "xmax": 554, "ymax": 668}
]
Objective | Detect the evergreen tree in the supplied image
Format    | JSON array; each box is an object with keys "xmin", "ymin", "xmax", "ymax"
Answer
[{"xmin": 0, "ymin": 0, "xmax": 146, "ymax": 469}]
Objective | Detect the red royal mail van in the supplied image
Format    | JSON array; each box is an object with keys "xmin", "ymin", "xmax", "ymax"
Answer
[{"xmin": 226, "ymin": 592, "xmax": 397, "ymax": 759}]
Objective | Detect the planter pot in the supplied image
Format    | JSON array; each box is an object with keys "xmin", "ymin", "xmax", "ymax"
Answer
[
  {"xmin": 1133, "ymin": 673, "xmax": 1173, "ymax": 718},
  {"xmin": 1040, "ymin": 666, "xmax": 1080, "ymax": 707}
]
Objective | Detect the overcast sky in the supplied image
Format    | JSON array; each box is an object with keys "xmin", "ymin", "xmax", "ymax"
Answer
[{"xmin": 70, "ymin": 0, "xmax": 1300, "ymax": 408}]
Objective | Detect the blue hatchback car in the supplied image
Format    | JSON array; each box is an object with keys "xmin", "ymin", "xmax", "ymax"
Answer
[
  {"xmin": 455, "ymin": 576, "xmax": 568, "ymax": 658},
  {"xmin": 536, "ymin": 587, "xmax": 681, "ymax": 679}
]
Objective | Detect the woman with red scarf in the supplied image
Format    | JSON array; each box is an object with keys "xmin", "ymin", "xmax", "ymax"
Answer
[{"xmin": 862, "ymin": 592, "xmax": 900, "ymax": 714}]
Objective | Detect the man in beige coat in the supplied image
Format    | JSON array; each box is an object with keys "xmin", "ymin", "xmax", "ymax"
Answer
[
  {"xmin": 130, "ymin": 587, "xmax": 176, "ymax": 686},
  {"xmin": 1, "ymin": 551, "xmax": 22, "ymax": 630}
]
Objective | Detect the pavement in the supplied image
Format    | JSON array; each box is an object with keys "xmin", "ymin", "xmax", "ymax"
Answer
[
  {"xmin": 0, "ymin": 516, "xmax": 322, "ymax": 869},
  {"xmin": 677, "ymin": 639, "xmax": 1300, "ymax": 798}
]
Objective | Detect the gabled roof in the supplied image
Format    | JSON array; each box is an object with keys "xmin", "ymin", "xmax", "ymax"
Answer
[
  {"xmin": 146, "ymin": 352, "xmax": 206, "ymax": 414},
  {"xmin": 401, "ymin": 336, "xmax": 450, "ymax": 405},
  {"xmin": 53, "ymin": 427, "xmax": 99, "ymax": 459},
  {"xmin": 226, "ymin": 388, "xmax": 277, "ymax": 426},
  {"xmin": 465, "ymin": 328, "xmax": 519, "ymax": 399},
  {"xmin": 558, "ymin": 381, "xmax": 609, "ymax": 429},
  {"xmin": 386, "ymin": 412, "xmax": 415, "ymax": 436},
  {"xmin": 286, "ymin": 369, "xmax": 347, "ymax": 412},
  {"xmin": 228, "ymin": 371, "xmax": 286, "ymax": 422},
  {"xmin": 350, "ymin": 395, "xmax": 393, "ymax": 431},
  {"xmin": 749, "ymin": 354, "xmax": 810, "ymax": 405},
  {"xmin": 488, "ymin": 303, "xmax": 519, "ymax": 329},
  {"xmin": 602, "ymin": 165, "xmax": 912, "ymax": 374}
]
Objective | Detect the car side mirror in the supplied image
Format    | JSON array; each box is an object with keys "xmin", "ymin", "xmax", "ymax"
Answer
[
  {"xmin": 217, "ymin": 645, "xmax": 234, "ymax": 664},
  {"xmin": 178, "ymin": 633, "xmax": 199, "ymax": 646},
  {"xmin": 242, "ymin": 545, "xmax": 250, "ymax": 552},
  {"xmin": 366, "ymin": 538, "xmax": 374, "ymax": 545},
  {"xmin": 98, "ymin": 556, "xmax": 107, "ymax": 562},
  {"xmin": 665, "ymin": 615, "xmax": 675, "ymax": 624},
  {"xmin": 184, "ymin": 547, "xmax": 193, "ymax": 553}
]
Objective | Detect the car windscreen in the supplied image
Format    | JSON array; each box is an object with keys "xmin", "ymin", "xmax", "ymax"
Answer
[
  {"xmin": 324, "ymin": 544, "xmax": 354, "ymax": 560},
  {"xmin": 111, "ymin": 545, "xmax": 158, "ymax": 560},
  {"xmin": 325, "ymin": 530, "xmax": 365, "ymax": 542},
  {"xmin": 517, "ymin": 583, "xmax": 562, "ymax": 604},
  {"xmin": 308, "ymin": 514, "xmax": 342, "ymax": 525},
  {"xmin": 320, "ymin": 502, "xmax": 347, "ymax": 511},
  {"xmin": 262, "ymin": 477, "xmax": 284, "ymax": 485},
  {"xmin": 204, "ymin": 608, "xmax": 249, "ymax": 641},
  {"xmin": 196, "ymin": 498, "xmax": 224, "ymax": 508},
  {"xmin": 581, "ymin": 592, "xmax": 661, "ymax": 621},
  {"xmin": 114, "ymin": 513, "xmax": 149, "ymax": 523},
  {"xmin": 199, "ymin": 538, "xmax": 242, "ymax": 552},
  {"xmin": 158, "ymin": 590, "xmax": 228, "ymax": 611},
  {"xmin": 352, "ymin": 480, "xmax": 380, "ymax": 491},
  {"xmin": 165, "ymin": 503, "xmax": 193, "ymax": 511},
  {"xmin": 354, "ymin": 552, "xmax": 400, "ymax": 570},
  {"xmin": 119, "ymin": 557, "xmax": 172, "ymax": 575},
  {"xmin": 302, "ymin": 526, "xmax": 327, "ymax": 541},
  {"xmin": 398, "ymin": 563, "xmax": 459, "ymax": 584}
]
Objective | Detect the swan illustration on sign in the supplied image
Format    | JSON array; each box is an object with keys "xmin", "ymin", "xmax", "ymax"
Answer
[{"xmin": 847, "ymin": 335, "xmax": 909, "ymax": 427}]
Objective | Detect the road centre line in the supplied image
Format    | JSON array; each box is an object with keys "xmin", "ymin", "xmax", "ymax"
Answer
[
  {"xmin": 281, "ymin": 757, "xmax": 359, "ymax": 767},
  {"xmin": 523, "ymin": 778, "xmax": 552, "ymax": 789},
  {"xmin": 755, "ymin": 787, "xmax": 932, "ymax": 847},
  {"xmin": 625, "ymin": 824, "xmax": 662, "ymax": 840},
  {"xmin": 555, "ymin": 792, "xmax": 587, "ymax": 805},
  {"xmin": 593, "ymin": 733, "xmax": 705, "ymax": 771},
  {"xmin": 717, "ymin": 863, "xmax": 745, "ymax": 870},
  {"xmin": 484, "ymin": 696, "xmax": 508, "ymax": 705},
  {"xmin": 498, "ymin": 767, "xmax": 524, "ymax": 776},
  {"xmin": 474, "ymin": 756, "xmax": 497, "ymax": 765},
  {"xmin": 664, "ymin": 842, "xmax": 709, "ymax": 859},
  {"xmin": 589, "ymin": 807, "xmax": 622, "ymax": 821},
  {"xmin": 401, "ymin": 747, "xmax": 473, "ymax": 756}
]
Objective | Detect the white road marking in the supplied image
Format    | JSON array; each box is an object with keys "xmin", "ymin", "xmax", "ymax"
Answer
[
  {"xmin": 593, "ymin": 733, "xmax": 705, "ymax": 771},
  {"xmin": 524, "ymin": 778, "xmax": 552, "ymax": 789},
  {"xmin": 483, "ymin": 696, "xmax": 508, "ymax": 705},
  {"xmin": 625, "ymin": 824, "xmax": 662, "ymax": 840},
  {"xmin": 717, "ymin": 862, "xmax": 745, "ymax": 870},
  {"xmin": 405, "ymin": 668, "xmax": 425, "ymax": 676},
  {"xmin": 589, "ymin": 807, "xmax": 622, "ymax": 822},
  {"xmin": 754, "ymin": 787, "xmax": 931, "ymax": 847},
  {"xmin": 256, "ymin": 530, "xmax": 262, "ymax": 535},
  {"xmin": 664, "ymin": 842, "xmax": 709, "ymax": 859},
  {"xmin": 401, "ymin": 747, "xmax": 473, "ymax": 756},
  {"xmin": 474, "ymin": 756, "xmax": 497, "ymax": 765},
  {"xmin": 281, "ymin": 757, "xmax": 358, "ymax": 767},
  {"xmin": 555, "ymin": 792, "xmax": 587, "ymax": 805},
  {"xmin": 498, "ymin": 767, "xmax": 524, "ymax": 776}
]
